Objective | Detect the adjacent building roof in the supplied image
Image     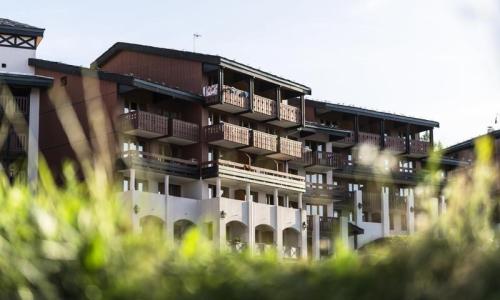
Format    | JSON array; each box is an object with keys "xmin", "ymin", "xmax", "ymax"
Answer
[
  {"xmin": 92, "ymin": 42, "xmax": 312, "ymax": 94},
  {"xmin": 0, "ymin": 72, "xmax": 53, "ymax": 87},
  {"xmin": 444, "ymin": 129, "xmax": 500, "ymax": 154},
  {"xmin": 0, "ymin": 18, "xmax": 44, "ymax": 37},
  {"xmin": 305, "ymin": 99, "xmax": 440, "ymax": 128},
  {"xmin": 28, "ymin": 59, "xmax": 203, "ymax": 103}
]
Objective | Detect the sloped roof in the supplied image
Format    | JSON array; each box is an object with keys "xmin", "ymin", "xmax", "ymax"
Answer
[{"xmin": 0, "ymin": 18, "xmax": 44, "ymax": 37}]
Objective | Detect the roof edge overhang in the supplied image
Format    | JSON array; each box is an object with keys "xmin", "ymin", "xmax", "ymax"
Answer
[
  {"xmin": 0, "ymin": 26, "xmax": 45, "ymax": 37},
  {"xmin": 0, "ymin": 73, "xmax": 53, "ymax": 88},
  {"xmin": 444, "ymin": 130, "xmax": 500, "ymax": 154}
]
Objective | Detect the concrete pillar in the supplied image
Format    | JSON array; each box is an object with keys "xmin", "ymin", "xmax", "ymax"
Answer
[
  {"xmin": 164, "ymin": 175, "xmax": 170, "ymax": 196},
  {"xmin": 407, "ymin": 189, "xmax": 415, "ymax": 234},
  {"xmin": 354, "ymin": 190, "xmax": 363, "ymax": 224},
  {"xmin": 312, "ymin": 214, "xmax": 320, "ymax": 260},
  {"xmin": 299, "ymin": 194, "xmax": 307, "ymax": 259},
  {"xmin": 246, "ymin": 183, "xmax": 255, "ymax": 254},
  {"xmin": 298, "ymin": 192, "xmax": 303, "ymax": 209},
  {"xmin": 326, "ymin": 203, "xmax": 334, "ymax": 217},
  {"xmin": 216, "ymin": 177, "xmax": 221, "ymax": 198},
  {"xmin": 273, "ymin": 188, "xmax": 282, "ymax": 258},
  {"xmin": 339, "ymin": 216, "xmax": 349, "ymax": 248},
  {"xmin": 129, "ymin": 169, "xmax": 136, "ymax": 191},
  {"xmin": 164, "ymin": 194, "xmax": 174, "ymax": 244},
  {"xmin": 381, "ymin": 187, "xmax": 390, "ymax": 237},
  {"xmin": 27, "ymin": 88, "xmax": 40, "ymax": 190},
  {"xmin": 217, "ymin": 197, "xmax": 226, "ymax": 250},
  {"xmin": 439, "ymin": 195, "xmax": 447, "ymax": 216}
]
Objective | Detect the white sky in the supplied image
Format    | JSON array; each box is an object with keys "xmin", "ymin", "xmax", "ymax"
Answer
[{"xmin": 5, "ymin": 0, "xmax": 500, "ymax": 146}]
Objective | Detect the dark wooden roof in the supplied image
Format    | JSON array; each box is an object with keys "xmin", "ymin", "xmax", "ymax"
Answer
[
  {"xmin": 91, "ymin": 42, "xmax": 311, "ymax": 94},
  {"xmin": 444, "ymin": 129, "xmax": 500, "ymax": 154},
  {"xmin": 0, "ymin": 18, "xmax": 44, "ymax": 37},
  {"xmin": 28, "ymin": 58, "xmax": 203, "ymax": 103}
]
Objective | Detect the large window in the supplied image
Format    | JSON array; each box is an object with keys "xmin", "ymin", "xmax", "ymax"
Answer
[{"xmin": 124, "ymin": 100, "xmax": 141, "ymax": 113}]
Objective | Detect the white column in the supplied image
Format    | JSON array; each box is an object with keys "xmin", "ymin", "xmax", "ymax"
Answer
[
  {"xmin": 27, "ymin": 88, "xmax": 40, "ymax": 190},
  {"xmin": 326, "ymin": 203, "xmax": 334, "ymax": 217},
  {"xmin": 407, "ymin": 189, "xmax": 415, "ymax": 234},
  {"xmin": 439, "ymin": 195, "xmax": 447, "ymax": 216},
  {"xmin": 381, "ymin": 187, "xmax": 390, "ymax": 237},
  {"xmin": 273, "ymin": 188, "xmax": 282, "ymax": 258},
  {"xmin": 298, "ymin": 192, "xmax": 307, "ymax": 259},
  {"xmin": 164, "ymin": 175, "xmax": 170, "ymax": 196},
  {"xmin": 217, "ymin": 197, "xmax": 226, "ymax": 250},
  {"xmin": 216, "ymin": 177, "xmax": 221, "ymax": 198},
  {"xmin": 354, "ymin": 190, "xmax": 363, "ymax": 224},
  {"xmin": 246, "ymin": 183, "xmax": 255, "ymax": 254},
  {"xmin": 312, "ymin": 215, "xmax": 320, "ymax": 260},
  {"xmin": 163, "ymin": 175, "xmax": 171, "ymax": 242},
  {"xmin": 129, "ymin": 169, "xmax": 136, "ymax": 191},
  {"xmin": 339, "ymin": 216, "xmax": 349, "ymax": 248}
]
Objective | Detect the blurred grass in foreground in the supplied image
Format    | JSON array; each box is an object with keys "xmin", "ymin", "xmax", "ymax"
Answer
[{"xmin": 0, "ymin": 137, "xmax": 498, "ymax": 300}]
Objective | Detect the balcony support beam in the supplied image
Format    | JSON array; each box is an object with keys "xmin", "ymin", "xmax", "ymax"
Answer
[
  {"xmin": 407, "ymin": 189, "xmax": 415, "ymax": 234},
  {"xmin": 276, "ymin": 86, "xmax": 281, "ymax": 120},
  {"xmin": 300, "ymin": 95, "xmax": 305, "ymax": 127},
  {"xmin": 354, "ymin": 115, "xmax": 359, "ymax": 143},
  {"xmin": 405, "ymin": 124, "xmax": 411, "ymax": 154},
  {"xmin": 246, "ymin": 183, "xmax": 255, "ymax": 254},
  {"xmin": 380, "ymin": 120, "xmax": 385, "ymax": 149},
  {"xmin": 274, "ymin": 188, "xmax": 283, "ymax": 258},
  {"xmin": 429, "ymin": 128, "xmax": 434, "ymax": 149},
  {"xmin": 129, "ymin": 169, "xmax": 136, "ymax": 191},
  {"xmin": 216, "ymin": 177, "xmax": 221, "ymax": 198},
  {"xmin": 381, "ymin": 187, "xmax": 390, "ymax": 237},
  {"xmin": 218, "ymin": 67, "xmax": 224, "ymax": 104},
  {"xmin": 249, "ymin": 77, "xmax": 255, "ymax": 112},
  {"xmin": 312, "ymin": 215, "xmax": 320, "ymax": 260}
]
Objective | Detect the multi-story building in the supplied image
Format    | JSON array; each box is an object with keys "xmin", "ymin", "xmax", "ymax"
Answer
[
  {"xmin": 26, "ymin": 26, "xmax": 440, "ymax": 258},
  {"xmin": 0, "ymin": 19, "xmax": 52, "ymax": 184}
]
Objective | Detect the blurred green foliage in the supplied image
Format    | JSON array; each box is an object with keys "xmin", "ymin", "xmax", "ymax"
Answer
[{"xmin": 0, "ymin": 138, "xmax": 498, "ymax": 300}]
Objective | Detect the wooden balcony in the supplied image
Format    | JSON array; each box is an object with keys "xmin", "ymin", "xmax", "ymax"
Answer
[
  {"xmin": 358, "ymin": 132, "xmax": 380, "ymax": 147},
  {"xmin": 205, "ymin": 123, "xmax": 250, "ymax": 148},
  {"xmin": 385, "ymin": 136, "xmax": 406, "ymax": 153},
  {"xmin": 409, "ymin": 139, "xmax": 430, "ymax": 157},
  {"xmin": 201, "ymin": 159, "xmax": 305, "ymax": 192},
  {"xmin": 119, "ymin": 111, "xmax": 168, "ymax": 138},
  {"xmin": 240, "ymin": 130, "xmax": 277, "ymax": 155},
  {"xmin": 241, "ymin": 94, "xmax": 277, "ymax": 121},
  {"xmin": 119, "ymin": 150, "xmax": 199, "ymax": 179},
  {"xmin": 331, "ymin": 130, "xmax": 355, "ymax": 148},
  {"xmin": 301, "ymin": 151, "xmax": 343, "ymax": 172},
  {"xmin": 268, "ymin": 103, "xmax": 301, "ymax": 128},
  {"xmin": 203, "ymin": 84, "xmax": 250, "ymax": 113},
  {"xmin": 158, "ymin": 118, "xmax": 199, "ymax": 145},
  {"xmin": 267, "ymin": 137, "xmax": 302, "ymax": 160}
]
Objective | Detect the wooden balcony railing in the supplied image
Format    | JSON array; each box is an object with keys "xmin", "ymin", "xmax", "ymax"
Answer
[
  {"xmin": 0, "ymin": 96, "xmax": 29, "ymax": 115},
  {"xmin": 319, "ymin": 216, "xmax": 334, "ymax": 232},
  {"xmin": 385, "ymin": 136, "xmax": 406, "ymax": 152},
  {"xmin": 120, "ymin": 111, "xmax": 169, "ymax": 135},
  {"xmin": 253, "ymin": 94, "xmax": 277, "ymax": 116},
  {"xmin": 279, "ymin": 137, "xmax": 302, "ymax": 158},
  {"xmin": 169, "ymin": 118, "xmax": 199, "ymax": 142},
  {"xmin": 362, "ymin": 192, "xmax": 381, "ymax": 211},
  {"xmin": 410, "ymin": 139, "xmax": 430, "ymax": 155},
  {"xmin": 203, "ymin": 84, "xmax": 250, "ymax": 109},
  {"xmin": 250, "ymin": 130, "xmax": 277, "ymax": 152},
  {"xmin": 205, "ymin": 123, "xmax": 250, "ymax": 145},
  {"xmin": 338, "ymin": 130, "xmax": 355, "ymax": 144},
  {"xmin": 301, "ymin": 151, "xmax": 343, "ymax": 168},
  {"xmin": 279, "ymin": 103, "xmax": 301, "ymax": 123},
  {"xmin": 359, "ymin": 132, "xmax": 380, "ymax": 146},
  {"xmin": 120, "ymin": 150, "xmax": 199, "ymax": 178},
  {"xmin": 389, "ymin": 194, "xmax": 407, "ymax": 211}
]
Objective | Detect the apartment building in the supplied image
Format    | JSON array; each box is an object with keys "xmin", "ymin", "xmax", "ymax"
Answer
[
  {"xmin": 21, "ymin": 23, "xmax": 441, "ymax": 258},
  {"xmin": 0, "ymin": 19, "xmax": 52, "ymax": 184}
]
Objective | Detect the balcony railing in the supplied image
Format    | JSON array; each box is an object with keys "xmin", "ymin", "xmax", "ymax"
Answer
[
  {"xmin": 169, "ymin": 118, "xmax": 199, "ymax": 143},
  {"xmin": 255, "ymin": 243, "xmax": 275, "ymax": 255},
  {"xmin": 203, "ymin": 84, "xmax": 250, "ymax": 109},
  {"xmin": 279, "ymin": 137, "xmax": 302, "ymax": 159},
  {"xmin": 120, "ymin": 150, "xmax": 199, "ymax": 178},
  {"xmin": 0, "ymin": 96, "xmax": 29, "ymax": 115},
  {"xmin": 227, "ymin": 241, "xmax": 247, "ymax": 253},
  {"xmin": 282, "ymin": 246, "xmax": 300, "ymax": 259},
  {"xmin": 359, "ymin": 132, "xmax": 380, "ymax": 146},
  {"xmin": 205, "ymin": 123, "xmax": 250, "ymax": 146},
  {"xmin": 120, "ymin": 111, "xmax": 169, "ymax": 136},
  {"xmin": 279, "ymin": 103, "xmax": 301, "ymax": 124},
  {"xmin": 250, "ymin": 130, "xmax": 277, "ymax": 152},
  {"xmin": 385, "ymin": 136, "xmax": 406, "ymax": 152},
  {"xmin": 389, "ymin": 194, "xmax": 407, "ymax": 211},
  {"xmin": 301, "ymin": 151, "xmax": 343, "ymax": 168},
  {"xmin": 410, "ymin": 139, "xmax": 430, "ymax": 155},
  {"xmin": 319, "ymin": 216, "xmax": 334, "ymax": 232},
  {"xmin": 362, "ymin": 192, "xmax": 381, "ymax": 211},
  {"xmin": 253, "ymin": 94, "xmax": 277, "ymax": 116},
  {"xmin": 337, "ymin": 130, "xmax": 355, "ymax": 144},
  {"xmin": 201, "ymin": 159, "xmax": 305, "ymax": 192}
]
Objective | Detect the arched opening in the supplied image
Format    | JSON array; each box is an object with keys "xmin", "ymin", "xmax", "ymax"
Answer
[
  {"xmin": 140, "ymin": 216, "xmax": 165, "ymax": 234},
  {"xmin": 255, "ymin": 224, "xmax": 274, "ymax": 254},
  {"xmin": 282, "ymin": 227, "xmax": 300, "ymax": 259},
  {"xmin": 226, "ymin": 221, "xmax": 248, "ymax": 252},
  {"xmin": 174, "ymin": 219, "xmax": 195, "ymax": 241}
]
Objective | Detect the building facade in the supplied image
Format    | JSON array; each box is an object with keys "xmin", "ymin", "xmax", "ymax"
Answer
[{"xmin": 2, "ymin": 20, "xmax": 442, "ymax": 259}]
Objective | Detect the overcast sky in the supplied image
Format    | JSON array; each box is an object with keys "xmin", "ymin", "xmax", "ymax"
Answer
[{"xmin": 5, "ymin": 0, "xmax": 500, "ymax": 146}]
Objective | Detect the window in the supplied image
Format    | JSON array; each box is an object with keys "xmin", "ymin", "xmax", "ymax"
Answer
[
  {"xmin": 1, "ymin": 63, "xmax": 6, "ymax": 68},
  {"xmin": 158, "ymin": 183, "xmax": 182, "ymax": 196},
  {"xmin": 123, "ymin": 179, "xmax": 129, "ymax": 191},
  {"xmin": 124, "ymin": 100, "xmax": 141, "ymax": 113},
  {"xmin": 266, "ymin": 194, "xmax": 274, "ymax": 205},
  {"xmin": 60, "ymin": 76, "xmax": 67, "ymax": 86},
  {"xmin": 348, "ymin": 183, "xmax": 363, "ymax": 192},
  {"xmin": 123, "ymin": 177, "xmax": 147, "ymax": 192},
  {"xmin": 123, "ymin": 140, "xmax": 145, "ymax": 156}
]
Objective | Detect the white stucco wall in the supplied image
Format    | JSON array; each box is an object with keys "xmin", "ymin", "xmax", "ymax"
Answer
[{"xmin": 0, "ymin": 46, "xmax": 35, "ymax": 74}]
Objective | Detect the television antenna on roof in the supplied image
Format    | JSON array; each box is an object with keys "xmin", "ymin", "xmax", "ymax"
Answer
[{"xmin": 193, "ymin": 33, "xmax": 202, "ymax": 52}]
